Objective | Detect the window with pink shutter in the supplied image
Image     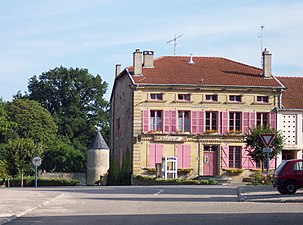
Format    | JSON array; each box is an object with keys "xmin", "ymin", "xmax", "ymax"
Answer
[
  {"xmin": 171, "ymin": 110, "xmax": 177, "ymax": 133},
  {"xmin": 221, "ymin": 145, "xmax": 229, "ymax": 169},
  {"xmin": 250, "ymin": 112, "xmax": 256, "ymax": 128},
  {"xmin": 198, "ymin": 111, "xmax": 205, "ymax": 134},
  {"xmin": 242, "ymin": 112, "xmax": 249, "ymax": 134},
  {"xmin": 241, "ymin": 146, "xmax": 255, "ymax": 169},
  {"xmin": 221, "ymin": 112, "xmax": 229, "ymax": 134},
  {"xmin": 148, "ymin": 144, "xmax": 163, "ymax": 168},
  {"xmin": 229, "ymin": 146, "xmax": 241, "ymax": 168},
  {"xmin": 269, "ymin": 111, "xmax": 276, "ymax": 129},
  {"xmin": 191, "ymin": 111, "xmax": 198, "ymax": 134},
  {"xmin": 163, "ymin": 110, "xmax": 171, "ymax": 133},
  {"xmin": 142, "ymin": 110, "xmax": 149, "ymax": 133},
  {"xmin": 177, "ymin": 144, "xmax": 191, "ymax": 168}
]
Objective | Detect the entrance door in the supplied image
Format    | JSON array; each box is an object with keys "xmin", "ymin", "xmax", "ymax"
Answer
[{"xmin": 203, "ymin": 146, "xmax": 218, "ymax": 176}]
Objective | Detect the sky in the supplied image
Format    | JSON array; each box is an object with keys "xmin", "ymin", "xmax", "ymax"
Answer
[{"xmin": 1, "ymin": 0, "xmax": 303, "ymax": 101}]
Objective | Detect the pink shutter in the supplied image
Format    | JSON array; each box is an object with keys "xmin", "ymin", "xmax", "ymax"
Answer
[
  {"xmin": 171, "ymin": 110, "xmax": 177, "ymax": 133},
  {"xmin": 241, "ymin": 146, "xmax": 253, "ymax": 169},
  {"xmin": 164, "ymin": 110, "xmax": 171, "ymax": 133},
  {"xmin": 184, "ymin": 145, "xmax": 191, "ymax": 169},
  {"xmin": 221, "ymin": 111, "xmax": 229, "ymax": 134},
  {"xmin": 148, "ymin": 144, "xmax": 156, "ymax": 167},
  {"xmin": 269, "ymin": 158, "xmax": 275, "ymax": 169},
  {"xmin": 221, "ymin": 145, "xmax": 229, "ymax": 169},
  {"xmin": 191, "ymin": 111, "xmax": 198, "ymax": 134},
  {"xmin": 142, "ymin": 110, "xmax": 149, "ymax": 133},
  {"xmin": 250, "ymin": 112, "xmax": 256, "ymax": 129},
  {"xmin": 177, "ymin": 144, "xmax": 183, "ymax": 168},
  {"xmin": 242, "ymin": 112, "xmax": 249, "ymax": 134},
  {"xmin": 155, "ymin": 144, "xmax": 163, "ymax": 164},
  {"xmin": 217, "ymin": 111, "xmax": 221, "ymax": 134},
  {"xmin": 198, "ymin": 111, "xmax": 205, "ymax": 134},
  {"xmin": 270, "ymin": 111, "xmax": 276, "ymax": 129}
]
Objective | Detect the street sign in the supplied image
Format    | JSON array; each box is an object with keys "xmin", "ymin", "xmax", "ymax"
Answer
[
  {"xmin": 263, "ymin": 147, "xmax": 272, "ymax": 153},
  {"xmin": 32, "ymin": 157, "xmax": 42, "ymax": 167},
  {"xmin": 260, "ymin": 133, "xmax": 275, "ymax": 147}
]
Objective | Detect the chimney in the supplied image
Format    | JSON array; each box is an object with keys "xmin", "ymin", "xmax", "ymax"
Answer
[
  {"xmin": 133, "ymin": 49, "xmax": 142, "ymax": 75},
  {"xmin": 115, "ymin": 64, "xmax": 121, "ymax": 77},
  {"xmin": 262, "ymin": 48, "xmax": 272, "ymax": 78},
  {"xmin": 143, "ymin": 50, "xmax": 154, "ymax": 68}
]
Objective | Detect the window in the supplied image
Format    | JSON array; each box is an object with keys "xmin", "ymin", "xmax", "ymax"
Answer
[
  {"xmin": 178, "ymin": 94, "xmax": 190, "ymax": 101},
  {"xmin": 229, "ymin": 95, "xmax": 241, "ymax": 102},
  {"xmin": 257, "ymin": 96, "xmax": 269, "ymax": 103},
  {"xmin": 257, "ymin": 112, "xmax": 269, "ymax": 126},
  {"xmin": 150, "ymin": 93, "xmax": 163, "ymax": 100},
  {"xmin": 229, "ymin": 112, "xmax": 241, "ymax": 132},
  {"xmin": 178, "ymin": 111, "xmax": 190, "ymax": 132},
  {"xmin": 294, "ymin": 161, "xmax": 303, "ymax": 171},
  {"xmin": 150, "ymin": 110, "xmax": 162, "ymax": 131},
  {"xmin": 205, "ymin": 94, "xmax": 218, "ymax": 102},
  {"xmin": 205, "ymin": 112, "xmax": 217, "ymax": 132},
  {"xmin": 229, "ymin": 146, "xmax": 241, "ymax": 168}
]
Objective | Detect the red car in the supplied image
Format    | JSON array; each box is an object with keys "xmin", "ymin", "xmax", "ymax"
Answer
[{"xmin": 272, "ymin": 159, "xmax": 303, "ymax": 194}]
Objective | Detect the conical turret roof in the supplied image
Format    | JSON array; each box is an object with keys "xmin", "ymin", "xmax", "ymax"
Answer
[{"xmin": 88, "ymin": 131, "xmax": 109, "ymax": 150}]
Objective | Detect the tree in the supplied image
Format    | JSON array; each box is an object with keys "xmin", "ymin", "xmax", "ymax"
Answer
[
  {"xmin": 3, "ymin": 138, "xmax": 38, "ymax": 187},
  {"xmin": 0, "ymin": 160, "xmax": 9, "ymax": 179},
  {"xmin": 26, "ymin": 66, "xmax": 109, "ymax": 151},
  {"xmin": 41, "ymin": 142, "xmax": 86, "ymax": 173},
  {"xmin": 5, "ymin": 99, "xmax": 58, "ymax": 146},
  {"xmin": 244, "ymin": 125, "xmax": 284, "ymax": 171}
]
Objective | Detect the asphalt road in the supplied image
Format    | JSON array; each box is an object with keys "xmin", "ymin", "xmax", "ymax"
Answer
[{"xmin": 1, "ymin": 185, "xmax": 303, "ymax": 225}]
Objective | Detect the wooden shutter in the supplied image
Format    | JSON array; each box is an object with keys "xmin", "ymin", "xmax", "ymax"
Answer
[
  {"xmin": 221, "ymin": 145, "xmax": 229, "ymax": 169},
  {"xmin": 163, "ymin": 110, "xmax": 171, "ymax": 133},
  {"xmin": 270, "ymin": 111, "xmax": 276, "ymax": 129},
  {"xmin": 171, "ymin": 110, "xmax": 177, "ymax": 133},
  {"xmin": 217, "ymin": 111, "xmax": 221, "ymax": 134},
  {"xmin": 148, "ymin": 144, "xmax": 156, "ymax": 167},
  {"xmin": 269, "ymin": 158, "xmax": 275, "ymax": 169},
  {"xmin": 191, "ymin": 111, "xmax": 198, "ymax": 134},
  {"xmin": 183, "ymin": 145, "xmax": 191, "ymax": 168},
  {"xmin": 241, "ymin": 146, "xmax": 256, "ymax": 169},
  {"xmin": 155, "ymin": 144, "xmax": 163, "ymax": 164},
  {"xmin": 250, "ymin": 112, "xmax": 256, "ymax": 128},
  {"xmin": 221, "ymin": 111, "xmax": 229, "ymax": 134},
  {"xmin": 142, "ymin": 110, "xmax": 149, "ymax": 133},
  {"xmin": 242, "ymin": 112, "xmax": 249, "ymax": 134},
  {"xmin": 177, "ymin": 144, "xmax": 183, "ymax": 168},
  {"xmin": 198, "ymin": 111, "xmax": 205, "ymax": 134}
]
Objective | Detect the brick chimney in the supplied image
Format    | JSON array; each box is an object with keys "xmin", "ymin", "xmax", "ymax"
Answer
[
  {"xmin": 133, "ymin": 49, "xmax": 142, "ymax": 75},
  {"xmin": 115, "ymin": 64, "xmax": 121, "ymax": 77},
  {"xmin": 143, "ymin": 51, "xmax": 154, "ymax": 68},
  {"xmin": 262, "ymin": 48, "xmax": 272, "ymax": 78}
]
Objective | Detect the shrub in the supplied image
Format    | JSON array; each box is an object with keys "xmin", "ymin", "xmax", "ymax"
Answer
[{"xmin": 250, "ymin": 170, "xmax": 272, "ymax": 185}]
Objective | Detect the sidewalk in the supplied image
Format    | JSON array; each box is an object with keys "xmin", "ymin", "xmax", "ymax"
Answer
[{"xmin": 0, "ymin": 187, "xmax": 62, "ymax": 225}]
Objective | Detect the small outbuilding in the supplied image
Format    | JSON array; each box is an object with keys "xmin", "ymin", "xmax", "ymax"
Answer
[{"xmin": 87, "ymin": 131, "xmax": 109, "ymax": 185}]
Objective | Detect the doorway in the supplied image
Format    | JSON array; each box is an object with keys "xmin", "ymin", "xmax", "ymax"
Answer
[{"xmin": 203, "ymin": 145, "xmax": 218, "ymax": 176}]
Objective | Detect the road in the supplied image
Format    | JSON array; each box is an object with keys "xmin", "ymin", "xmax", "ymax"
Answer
[{"xmin": 1, "ymin": 185, "xmax": 303, "ymax": 225}]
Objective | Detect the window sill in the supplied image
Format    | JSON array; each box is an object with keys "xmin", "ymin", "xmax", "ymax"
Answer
[
  {"xmin": 174, "ymin": 100, "xmax": 193, "ymax": 103},
  {"xmin": 251, "ymin": 102, "xmax": 271, "ymax": 105},
  {"xmin": 200, "ymin": 101, "xmax": 222, "ymax": 104},
  {"xmin": 224, "ymin": 102, "xmax": 245, "ymax": 104},
  {"xmin": 146, "ymin": 99, "xmax": 166, "ymax": 103}
]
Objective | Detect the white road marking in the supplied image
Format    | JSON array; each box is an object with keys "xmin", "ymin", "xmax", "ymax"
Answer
[{"xmin": 154, "ymin": 189, "xmax": 164, "ymax": 195}]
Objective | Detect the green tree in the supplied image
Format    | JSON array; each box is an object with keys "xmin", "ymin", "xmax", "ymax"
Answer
[
  {"xmin": 3, "ymin": 138, "xmax": 39, "ymax": 186},
  {"xmin": 0, "ymin": 160, "xmax": 9, "ymax": 179},
  {"xmin": 26, "ymin": 66, "xmax": 109, "ymax": 151},
  {"xmin": 5, "ymin": 99, "xmax": 58, "ymax": 146},
  {"xmin": 0, "ymin": 98, "xmax": 15, "ymax": 143},
  {"xmin": 244, "ymin": 125, "xmax": 284, "ymax": 171},
  {"xmin": 41, "ymin": 142, "xmax": 86, "ymax": 172}
]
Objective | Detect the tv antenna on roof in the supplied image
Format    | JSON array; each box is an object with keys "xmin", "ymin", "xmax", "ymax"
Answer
[
  {"xmin": 258, "ymin": 25, "xmax": 264, "ymax": 67},
  {"xmin": 167, "ymin": 34, "xmax": 184, "ymax": 55}
]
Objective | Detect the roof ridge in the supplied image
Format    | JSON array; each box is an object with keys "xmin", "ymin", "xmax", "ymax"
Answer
[{"xmin": 219, "ymin": 57, "xmax": 261, "ymax": 71}]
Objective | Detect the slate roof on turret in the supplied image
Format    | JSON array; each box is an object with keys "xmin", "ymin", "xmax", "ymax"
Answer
[
  {"xmin": 129, "ymin": 56, "xmax": 283, "ymax": 88},
  {"xmin": 88, "ymin": 131, "xmax": 109, "ymax": 150}
]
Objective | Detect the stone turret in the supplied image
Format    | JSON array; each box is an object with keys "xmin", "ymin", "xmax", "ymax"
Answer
[{"xmin": 87, "ymin": 131, "xmax": 109, "ymax": 185}]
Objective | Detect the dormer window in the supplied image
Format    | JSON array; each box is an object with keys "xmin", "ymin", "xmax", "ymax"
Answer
[
  {"xmin": 150, "ymin": 93, "xmax": 163, "ymax": 100},
  {"xmin": 229, "ymin": 95, "xmax": 241, "ymax": 102},
  {"xmin": 178, "ymin": 94, "xmax": 190, "ymax": 101},
  {"xmin": 205, "ymin": 94, "xmax": 218, "ymax": 102},
  {"xmin": 257, "ymin": 96, "xmax": 269, "ymax": 103}
]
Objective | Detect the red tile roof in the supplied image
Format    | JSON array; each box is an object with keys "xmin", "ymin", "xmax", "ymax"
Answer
[
  {"xmin": 277, "ymin": 77, "xmax": 303, "ymax": 109},
  {"xmin": 129, "ymin": 56, "xmax": 282, "ymax": 88}
]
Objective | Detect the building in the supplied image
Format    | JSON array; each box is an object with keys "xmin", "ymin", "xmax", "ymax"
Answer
[
  {"xmin": 276, "ymin": 77, "xmax": 303, "ymax": 165},
  {"xmin": 109, "ymin": 49, "xmax": 284, "ymax": 184}
]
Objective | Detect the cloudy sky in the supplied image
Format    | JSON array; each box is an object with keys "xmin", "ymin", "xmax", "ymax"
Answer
[{"xmin": 1, "ymin": 0, "xmax": 302, "ymax": 101}]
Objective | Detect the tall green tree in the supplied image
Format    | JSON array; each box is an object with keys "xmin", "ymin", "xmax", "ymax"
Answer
[
  {"xmin": 244, "ymin": 125, "xmax": 284, "ymax": 171},
  {"xmin": 5, "ymin": 99, "xmax": 58, "ymax": 146},
  {"xmin": 26, "ymin": 66, "xmax": 109, "ymax": 151}
]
